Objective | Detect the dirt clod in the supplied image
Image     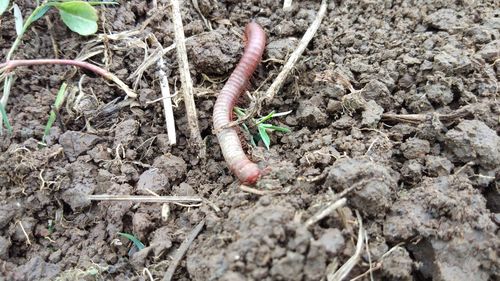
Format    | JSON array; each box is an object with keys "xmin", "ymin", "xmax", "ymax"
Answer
[
  {"xmin": 325, "ymin": 157, "xmax": 398, "ymax": 216},
  {"xmin": 381, "ymin": 247, "xmax": 413, "ymax": 280},
  {"xmin": 425, "ymin": 8, "xmax": 467, "ymax": 31},
  {"xmin": 58, "ymin": 131, "xmax": 101, "ymax": 162},
  {"xmin": 445, "ymin": 120, "xmax": 500, "ymax": 170}
]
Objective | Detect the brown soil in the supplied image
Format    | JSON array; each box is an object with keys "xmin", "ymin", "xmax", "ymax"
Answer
[{"xmin": 0, "ymin": 0, "xmax": 499, "ymax": 280}]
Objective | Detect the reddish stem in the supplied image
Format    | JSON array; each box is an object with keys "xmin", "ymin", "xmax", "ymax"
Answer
[{"xmin": 0, "ymin": 59, "xmax": 136, "ymax": 98}]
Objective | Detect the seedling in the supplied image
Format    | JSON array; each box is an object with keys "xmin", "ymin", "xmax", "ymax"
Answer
[
  {"xmin": 42, "ymin": 82, "xmax": 68, "ymax": 143},
  {"xmin": 0, "ymin": 1, "xmax": 137, "ymax": 134},
  {"xmin": 234, "ymin": 107, "xmax": 291, "ymax": 150},
  {"xmin": 117, "ymin": 232, "xmax": 146, "ymax": 251}
]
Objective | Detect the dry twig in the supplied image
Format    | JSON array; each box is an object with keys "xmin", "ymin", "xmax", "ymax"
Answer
[
  {"xmin": 0, "ymin": 59, "xmax": 136, "ymax": 98},
  {"xmin": 327, "ymin": 211, "xmax": 365, "ymax": 281},
  {"xmin": 381, "ymin": 104, "xmax": 475, "ymax": 124},
  {"xmin": 305, "ymin": 198, "xmax": 347, "ymax": 227},
  {"xmin": 170, "ymin": 0, "xmax": 205, "ymax": 155},
  {"xmin": 163, "ymin": 220, "xmax": 205, "ymax": 281},
  {"xmin": 151, "ymin": 35, "xmax": 177, "ymax": 145},
  {"xmin": 87, "ymin": 195, "xmax": 202, "ymax": 204},
  {"xmin": 265, "ymin": 0, "xmax": 330, "ymax": 103}
]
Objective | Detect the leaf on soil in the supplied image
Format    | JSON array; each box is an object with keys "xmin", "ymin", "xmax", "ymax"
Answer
[
  {"xmin": 117, "ymin": 232, "xmax": 146, "ymax": 250},
  {"xmin": 55, "ymin": 1, "xmax": 98, "ymax": 36}
]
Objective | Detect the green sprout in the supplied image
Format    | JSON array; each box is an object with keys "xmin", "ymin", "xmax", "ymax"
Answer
[
  {"xmin": 0, "ymin": 0, "xmax": 119, "ymax": 133},
  {"xmin": 5, "ymin": 0, "xmax": 118, "ymax": 60},
  {"xmin": 234, "ymin": 107, "xmax": 292, "ymax": 150},
  {"xmin": 42, "ymin": 82, "xmax": 68, "ymax": 144},
  {"xmin": 117, "ymin": 232, "xmax": 146, "ymax": 251}
]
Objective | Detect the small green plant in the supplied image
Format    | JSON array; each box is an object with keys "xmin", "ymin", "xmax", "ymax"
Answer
[
  {"xmin": 234, "ymin": 107, "xmax": 291, "ymax": 150},
  {"xmin": 0, "ymin": 1, "xmax": 137, "ymax": 134},
  {"xmin": 4, "ymin": 0, "xmax": 117, "ymax": 60},
  {"xmin": 42, "ymin": 82, "xmax": 68, "ymax": 143},
  {"xmin": 117, "ymin": 232, "xmax": 146, "ymax": 251}
]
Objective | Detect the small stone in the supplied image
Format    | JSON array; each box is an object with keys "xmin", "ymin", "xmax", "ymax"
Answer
[
  {"xmin": 401, "ymin": 159, "xmax": 423, "ymax": 180},
  {"xmin": 402, "ymin": 54, "xmax": 421, "ymax": 65},
  {"xmin": 61, "ymin": 182, "xmax": 93, "ymax": 209},
  {"xmin": 332, "ymin": 116, "xmax": 356, "ymax": 130},
  {"xmin": 137, "ymin": 169, "xmax": 169, "ymax": 194}
]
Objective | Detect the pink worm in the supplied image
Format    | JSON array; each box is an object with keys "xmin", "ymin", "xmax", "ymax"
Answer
[{"xmin": 213, "ymin": 22, "xmax": 266, "ymax": 185}]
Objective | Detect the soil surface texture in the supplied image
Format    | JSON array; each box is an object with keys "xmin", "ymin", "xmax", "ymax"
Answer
[{"xmin": 0, "ymin": 0, "xmax": 499, "ymax": 280}]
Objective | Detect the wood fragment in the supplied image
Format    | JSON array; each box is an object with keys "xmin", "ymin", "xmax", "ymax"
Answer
[
  {"xmin": 327, "ymin": 211, "xmax": 365, "ymax": 281},
  {"xmin": 305, "ymin": 198, "xmax": 347, "ymax": 227},
  {"xmin": 163, "ymin": 220, "xmax": 205, "ymax": 281},
  {"xmin": 265, "ymin": 0, "xmax": 330, "ymax": 103},
  {"xmin": 87, "ymin": 195, "xmax": 202, "ymax": 204},
  {"xmin": 169, "ymin": 0, "xmax": 205, "ymax": 155},
  {"xmin": 151, "ymin": 35, "xmax": 177, "ymax": 145},
  {"xmin": 381, "ymin": 104, "xmax": 474, "ymax": 124}
]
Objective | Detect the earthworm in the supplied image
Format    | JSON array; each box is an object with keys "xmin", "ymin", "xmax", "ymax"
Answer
[{"xmin": 213, "ymin": 21, "xmax": 266, "ymax": 185}]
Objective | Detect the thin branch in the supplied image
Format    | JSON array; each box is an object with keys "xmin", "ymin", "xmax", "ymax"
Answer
[
  {"xmin": 87, "ymin": 195, "xmax": 202, "ymax": 204},
  {"xmin": 305, "ymin": 198, "xmax": 347, "ymax": 227},
  {"xmin": 0, "ymin": 59, "xmax": 136, "ymax": 98},
  {"xmin": 151, "ymin": 36, "xmax": 177, "ymax": 145},
  {"xmin": 328, "ymin": 211, "xmax": 365, "ymax": 281},
  {"xmin": 163, "ymin": 220, "xmax": 205, "ymax": 281},
  {"xmin": 170, "ymin": 0, "xmax": 204, "ymax": 155},
  {"xmin": 264, "ymin": 0, "xmax": 330, "ymax": 103},
  {"xmin": 381, "ymin": 105, "xmax": 474, "ymax": 124}
]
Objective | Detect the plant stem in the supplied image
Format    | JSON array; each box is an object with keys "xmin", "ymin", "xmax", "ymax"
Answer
[{"xmin": 0, "ymin": 59, "xmax": 137, "ymax": 98}]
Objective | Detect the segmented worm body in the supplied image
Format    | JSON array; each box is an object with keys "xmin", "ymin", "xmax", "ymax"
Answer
[{"xmin": 213, "ymin": 22, "xmax": 266, "ymax": 185}]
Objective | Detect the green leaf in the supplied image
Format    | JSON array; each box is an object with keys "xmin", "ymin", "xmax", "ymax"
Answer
[
  {"xmin": 258, "ymin": 125, "xmax": 270, "ymax": 150},
  {"xmin": 117, "ymin": 232, "xmax": 146, "ymax": 250},
  {"xmin": 256, "ymin": 111, "xmax": 275, "ymax": 125},
  {"xmin": 28, "ymin": 5, "xmax": 52, "ymax": 25},
  {"xmin": 0, "ymin": 0, "xmax": 9, "ymax": 16},
  {"xmin": 260, "ymin": 123, "xmax": 291, "ymax": 133},
  {"xmin": 0, "ymin": 103, "xmax": 12, "ymax": 134},
  {"xmin": 12, "ymin": 4, "xmax": 23, "ymax": 36},
  {"xmin": 233, "ymin": 107, "xmax": 245, "ymax": 118},
  {"xmin": 43, "ymin": 83, "xmax": 68, "ymax": 143},
  {"xmin": 55, "ymin": 1, "xmax": 98, "ymax": 35}
]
